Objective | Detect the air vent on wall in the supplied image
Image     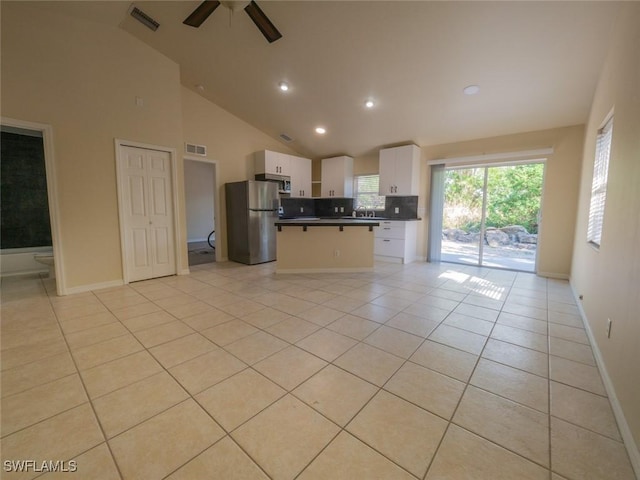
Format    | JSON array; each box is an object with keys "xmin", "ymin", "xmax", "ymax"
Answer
[
  {"xmin": 129, "ymin": 5, "xmax": 160, "ymax": 31},
  {"xmin": 185, "ymin": 143, "xmax": 207, "ymax": 156},
  {"xmin": 279, "ymin": 133, "xmax": 294, "ymax": 143}
]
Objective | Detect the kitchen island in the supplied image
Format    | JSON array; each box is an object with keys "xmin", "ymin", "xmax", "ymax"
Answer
[{"xmin": 274, "ymin": 218, "xmax": 380, "ymax": 273}]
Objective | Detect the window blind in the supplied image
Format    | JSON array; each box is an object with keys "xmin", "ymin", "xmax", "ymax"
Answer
[{"xmin": 587, "ymin": 115, "xmax": 613, "ymax": 247}]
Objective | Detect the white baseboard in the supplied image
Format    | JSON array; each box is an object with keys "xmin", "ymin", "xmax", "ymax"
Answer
[
  {"xmin": 63, "ymin": 279, "xmax": 124, "ymax": 295},
  {"xmin": 570, "ymin": 281, "xmax": 640, "ymax": 478},
  {"xmin": 0, "ymin": 268, "xmax": 49, "ymax": 278},
  {"xmin": 537, "ymin": 271, "xmax": 570, "ymax": 280},
  {"xmin": 374, "ymin": 255, "xmax": 403, "ymax": 264}
]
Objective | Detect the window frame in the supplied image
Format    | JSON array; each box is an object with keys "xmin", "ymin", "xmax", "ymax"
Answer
[
  {"xmin": 587, "ymin": 111, "xmax": 614, "ymax": 248},
  {"xmin": 353, "ymin": 174, "xmax": 386, "ymax": 211}
]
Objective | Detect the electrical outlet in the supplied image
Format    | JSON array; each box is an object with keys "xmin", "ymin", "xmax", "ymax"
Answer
[
  {"xmin": 395, "ymin": 207, "xmax": 400, "ymax": 214},
  {"xmin": 334, "ymin": 250, "xmax": 340, "ymax": 257},
  {"xmin": 334, "ymin": 207, "xmax": 338, "ymax": 213},
  {"xmin": 340, "ymin": 207, "xmax": 344, "ymax": 213},
  {"xmin": 300, "ymin": 207, "xmax": 304, "ymax": 213},
  {"xmin": 606, "ymin": 318, "xmax": 612, "ymax": 338}
]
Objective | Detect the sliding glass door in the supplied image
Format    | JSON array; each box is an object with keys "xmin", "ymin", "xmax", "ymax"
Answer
[
  {"xmin": 441, "ymin": 167, "xmax": 486, "ymax": 266},
  {"xmin": 434, "ymin": 162, "xmax": 544, "ymax": 272}
]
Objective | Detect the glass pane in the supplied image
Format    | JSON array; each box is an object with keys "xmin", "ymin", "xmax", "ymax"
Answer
[
  {"xmin": 482, "ymin": 164, "xmax": 543, "ymax": 272},
  {"xmin": 354, "ymin": 175, "xmax": 385, "ymax": 210},
  {"xmin": 439, "ymin": 163, "xmax": 544, "ymax": 272},
  {"xmin": 441, "ymin": 167, "xmax": 484, "ymax": 266}
]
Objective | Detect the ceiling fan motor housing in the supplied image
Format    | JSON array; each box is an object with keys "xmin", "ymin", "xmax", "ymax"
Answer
[{"xmin": 220, "ymin": 1, "xmax": 251, "ymax": 12}]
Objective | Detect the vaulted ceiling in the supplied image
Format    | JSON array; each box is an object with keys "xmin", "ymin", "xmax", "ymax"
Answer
[{"xmin": 35, "ymin": 1, "xmax": 620, "ymax": 158}]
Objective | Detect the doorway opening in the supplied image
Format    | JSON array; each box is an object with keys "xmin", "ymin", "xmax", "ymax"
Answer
[
  {"xmin": 434, "ymin": 161, "xmax": 544, "ymax": 272},
  {"xmin": 1, "ymin": 119, "xmax": 63, "ymax": 294},
  {"xmin": 184, "ymin": 159, "xmax": 217, "ymax": 267}
]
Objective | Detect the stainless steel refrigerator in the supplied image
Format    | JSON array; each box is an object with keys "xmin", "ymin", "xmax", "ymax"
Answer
[{"xmin": 225, "ymin": 180, "xmax": 279, "ymax": 264}]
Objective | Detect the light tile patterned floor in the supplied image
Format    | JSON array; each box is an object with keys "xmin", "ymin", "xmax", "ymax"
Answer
[{"xmin": 1, "ymin": 261, "xmax": 637, "ymax": 480}]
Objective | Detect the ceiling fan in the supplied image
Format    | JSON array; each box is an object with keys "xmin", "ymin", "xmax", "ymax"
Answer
[{"xmin": 183, "ymin": 0, "xmax": 282, "ymax": 43}]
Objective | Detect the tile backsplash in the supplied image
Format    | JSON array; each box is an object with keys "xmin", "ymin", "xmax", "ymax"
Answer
[
  {"xmin": 384, "ymin": 196, "xmax": 419, "ymax": 219},
  {"xmin": 314, "ymin": 198, "xmax": 354, "ymax": 217},
  {"xmin": 280, "ymin": 196, "xmax": 419, "ymax": 219},
  {"xmin": 280, "ymin": 197, "xmax": 316, "ymax": 217}
]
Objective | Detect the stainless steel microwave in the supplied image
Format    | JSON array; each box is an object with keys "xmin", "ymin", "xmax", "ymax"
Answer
[{"xmin": 255, "ymin": 174, "xmax": 291, "ymax": 194}]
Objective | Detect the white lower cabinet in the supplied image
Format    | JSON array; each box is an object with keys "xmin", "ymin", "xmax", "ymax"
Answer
[{"xmin": 374, "ymin": 220, "xmax": 418, "ymax": 264}]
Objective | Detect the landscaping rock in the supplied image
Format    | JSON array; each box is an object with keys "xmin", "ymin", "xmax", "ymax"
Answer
[
  {"xmin": 460, "ymin": 232, "xmax": 481, "ymax": 243},
  {"xmin": 485, "ymin": 228, "xmax": 511, "ymax": 247},
  {"xmin": 518, "ymin": 233, "xmax": 538, "ymax": 244},
  {"xmin": 442, "ymin": 229, "xmax": 479, "ymax": 243},
  {"xmin": 442, "ymin": 229, "xmax": 466, "ymax": 241},
  {"xmin": 500, "ymin": 225, "xmax": 528, "ymax": 242}
]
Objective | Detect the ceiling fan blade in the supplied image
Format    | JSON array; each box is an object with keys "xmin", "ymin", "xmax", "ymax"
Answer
[
  {"xmin": 244, "ymin": 1, "xmax": 282, "ymax": 43},
  {"xmin": 183, "ymin": 0, "xmax": 221, "ymax": 28}
]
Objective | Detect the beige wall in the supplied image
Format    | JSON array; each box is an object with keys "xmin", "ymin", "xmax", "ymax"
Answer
[
  {"xmin": 420, "ymin": 125, "xmax": 585, "ymax": 278},
  {"xmin": 571, "ymin": 3, "xmax": 640, "ymax": 461},
  {"xmin": 180, "ymin": 87, "xmax": 299, "ymax": 261},
  {"xmin": 353, "ymin": 153, "xmax": 379, "ymax": 176},
  {"xmin": 1, "ymin": 3, "xmax": 184, "ymax": 292},
  {"xmin": 0, "ymin": 4, "xmax": 303, "ymax": 291}
]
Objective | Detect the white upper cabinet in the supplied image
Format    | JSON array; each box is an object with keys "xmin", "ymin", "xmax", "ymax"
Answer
[
  {"xmin": 378, "ymin": 148, "xmax": 397, "ymax": 196},
  {"xmin": 378, "ymin": 144, "xmax": 420, "ymax": 196},
  {"xmin": 289, "ymin": 156, "xmax": 312, "ymax": 198},
  {"xmin": 255, "ymin": 150, "xmax": 290, "ymax": 176},
  {"xmin": 321, "ymin": 156, "xmax": 354, "ymax": 197},
  {"xmin": 255, "ymin": 151, "xmax": 312, "ymax": 197}
]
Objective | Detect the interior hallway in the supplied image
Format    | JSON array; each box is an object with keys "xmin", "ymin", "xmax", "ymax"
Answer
[{"xmin": 0, "ymin": 261, "xmax": 636, "ymax": 479}]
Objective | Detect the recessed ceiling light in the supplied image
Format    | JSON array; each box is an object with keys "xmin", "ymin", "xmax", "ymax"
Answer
[
  {"xmin": 278, "ymin": 82, "xmax": 289, "ymax": 92},
  {"xmin": 463, "ymin": 85, "xmax": 480, "ymax": 95},
  {"xmin": 315, "ymin": 127, "xmax": 326, "ymax": 135},
  {"xmin": 365, "ymin": 99, "xmax": 375, "ymax": 108}
]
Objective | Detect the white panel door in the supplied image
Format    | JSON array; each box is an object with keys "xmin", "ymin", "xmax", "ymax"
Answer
[{"xmin": 120, "ymin": 146, "xmax": 176, "ymax": 282}]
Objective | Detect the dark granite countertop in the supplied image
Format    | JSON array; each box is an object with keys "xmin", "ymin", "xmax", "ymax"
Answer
[
  {"xmin": 274, "ymin": 218, "xmax": 380, "ymax": 227},
  {"xmin": 359, "ymin": 217, "xmax": 422, "ymax": 221},
  {"xmin": 278, "ymin": 216, "xmax": 421, "ymax": 222}
]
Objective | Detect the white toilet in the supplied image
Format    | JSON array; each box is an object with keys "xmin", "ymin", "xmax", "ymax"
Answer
[{"xmin": 34, "ymin": 253, "xmax": 55, "ymax": 279}]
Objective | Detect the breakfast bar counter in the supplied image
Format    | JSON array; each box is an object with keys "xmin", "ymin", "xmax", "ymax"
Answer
[{"xmin": 274, "ymin": 218, "xmax": 380, "ymax": 273}]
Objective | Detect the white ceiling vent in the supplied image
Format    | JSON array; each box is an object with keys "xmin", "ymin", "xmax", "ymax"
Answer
[
  {"xmin": 279, "ymin": 133, "xmax": 294, "ymax": 143},
  {"xmin": 185, "ymin": 143, "xmax": 207, "ymax": 156}
]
